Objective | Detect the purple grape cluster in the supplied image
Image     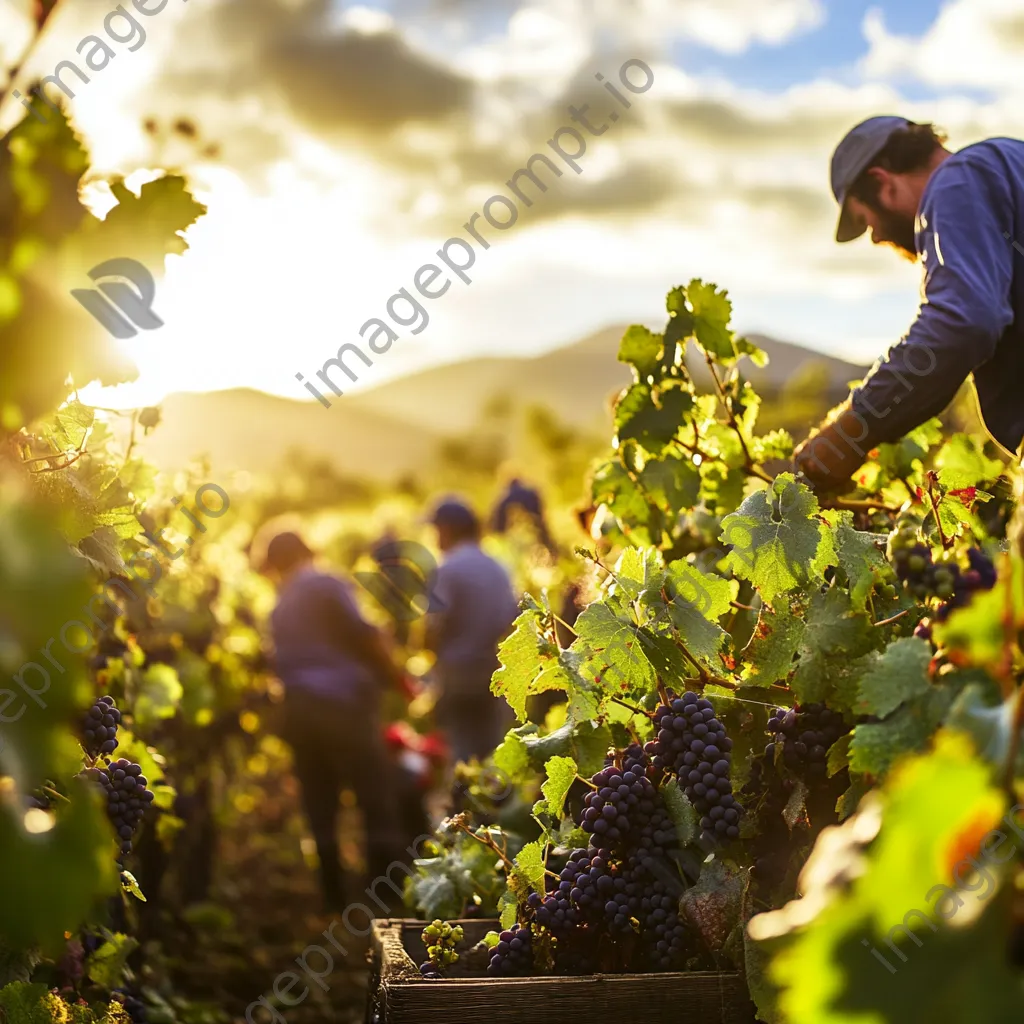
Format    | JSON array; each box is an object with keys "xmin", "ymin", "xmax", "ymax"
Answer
[
  {"xmin": 579, "ymin": 761, "xmax": 659, "ymax": 851},
  {"xmin": 509, "ymin": 744, "xmax": 699, "ymax": 976},
  {"xmin": 645, "ymin": 691, "xmax": 741, "ymax": 842},
  {"xmin": 82, "ymin": 695, "xmax": 120, "ymax": 758},
  {"xmin": 487, "ymin": 924, "xmax": 532, "ymax": 976},
  {"xmin": 86, "ymin": 759, "xmax": 155, "ymax": 862},
  {"xmin": 934, "ymin": 548, "xmax": 997, "ymax": 622},
  {"xmin": 614, "ymin": 850, "xmax": 689, "ymax": 968},
  {"xmin": 530, "ymin": 849, "xmax": 588, "ymax": 933},
  {"xmin": 765, "ymin": 703, "xmax": 848, "ymax": 780}
]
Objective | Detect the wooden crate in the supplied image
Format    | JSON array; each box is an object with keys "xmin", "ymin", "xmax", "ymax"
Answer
[{"xmin": 366, "ymin": 919, "xmax": 758, "ymax": 1024}]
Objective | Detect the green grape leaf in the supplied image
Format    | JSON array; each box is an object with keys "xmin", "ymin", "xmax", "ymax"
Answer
[
  {"xmin": 827, "ymin": 733, "xmax": 852, "ymax": 778},
  {"xmin": 836, "ymin": 775, "xmax": 871, "ymax": 821},
  {"xmin": 571, "ymin": 603, "xmax": 655, "ymax": 695},
  {"xmin": 492, "ymin": 610, "xmax": 558, "ymax": 722},
  {"xmin": 720, "ymin": 474, "xmax": 836, "ymax": 604},
  {"xmin": 498, "ymin": 888, "xmax": 518, "ymax": 929},
  {"xmin": 661, "ymin": 779, "xmax": 699, "ymax": 846},
  {"xmin": 854, "ymin": 636, "xmax": 932, "ymax": 718},
  {"xmin": 664, "ymin": 560, "xmax": 737, "ymax": 667},
  {"xmin": 539, "ymin": 756, "xmax": 577, "ymax": 820},
  {"xmin": 934, "ymin": 434, "xmax": 1005, "ymax": 490},
  {"xmin": 640, "ymin": 454, "xmax": 701, "ymax": 516},
  {"xmin": 752, "ymin": 735, "xmax": 1020, "ymax": 1024},
  {"xmin": 86, "ymin": 933, "xmax": 139, "ymax": 990},
  {"xmin": 411, "ymin": 861, "xmax": 461, "ymax": 921},
  {"xmin": 790, "ymin": 589, "xmax": 879, "ymax": 713},
  {"xmin": 735, "ymin": 379, "xmax": 761, "ymax": 439},
  {"xmin": 680, "ymin": 858, "xmax": 744, "ymax": 952},
  {"xmin": 92, "ymin": 507, "xmax": 142, "ymax": 540},
  {"xmin": 742, "ymin": 602, "xmax": 805, "ymax": 687},
  {"xmin": 119, "ymin": 870, "xmax": 147, "ymax": 903},
  {"xmin": 133, "ymin": 663, "xmax": 183, "ymax": 725},
  {"xmin": 618, "ymin": 325, "xmax": 663, "ymax": 380},
  {"xmin": 568, "ymin": 721, "xmax": 613, "ymax": 778},
  {"xmin": 874, "ymin": 418, "xmax": 944, "ymax": 479},
  {"xmin": 590, "ymin": 459, "xmax": 656, "ymax": 546},
  {"xmin": 685, "ymin": 279, "xmax": 735, "ymax": 361},
  {"xmin": 516, "ymin": 714, "xmax": 608, "ymax": 778},
  {"xmin": 613, "ymin": 546, "xmax": 661, "ymax": 601},
  {"xmin": 943, "ymin": 682, "xmax": 1016, "ymax": 770},
  {"xmin": 510, "ymin": 839, "xmax": 546, "ymax": 896},
  {"xmin": 0, "ymin": 779, "xmax": 119, "ymax": 953},
  {"xmin": 822, "ymin": 509, "xmax": 889, "ymax": 611},
  {"xmin": 849, "ymin": 686, "xmax": 956, "ymax": 778},
  {"xmin": 754, "ymin": 429, "xmax": 795, "ymax": 462},
  {"xmin": 493, "ymin": 730, "xmax": 530, "ymax": 781},
  {"xmin": 634, "ymin": 627, "xmax": 690, "ymax": 685},
  {"xmin": 735, "ymin": 334, "xmax": 769, "ymax": 368},
  {"xmin": 614, "ymin": 382, "xmax": 694, "ymax": 455},
  {"xmin": 43, "ymin": 400, "xmax": 94, "ymax": 451}
]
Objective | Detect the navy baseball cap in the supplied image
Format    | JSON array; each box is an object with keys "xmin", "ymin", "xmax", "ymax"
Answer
[
  {"xmin": 831, "ymin": 115, "xmax": 911, "ymax": 242},
  {"xmin": 427, "ymin": 497, "xmax": 479, "ymax": 532},
  {"xmin": 260, "ymin": 530, "xmax": 313, "ymax": 573}
]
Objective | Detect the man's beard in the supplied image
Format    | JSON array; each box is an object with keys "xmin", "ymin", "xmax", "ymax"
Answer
[{"xmin": 872, "ymin": 205, "xmax": 918, "ymax": 261}]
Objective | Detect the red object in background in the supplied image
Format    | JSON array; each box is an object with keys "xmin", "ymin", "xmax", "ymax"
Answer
[
  {"xmin": 397, "ymin": 673, "xmax": 421, "ymax": 701},
  {"xmin": 383, "ymin": 721, "xmax": 448, "ymax": 789}
]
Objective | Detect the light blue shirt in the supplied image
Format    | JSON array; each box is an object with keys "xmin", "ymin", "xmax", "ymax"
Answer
[{"xmin": 427, "ymin": 542, "xmax": 519, "ymax": 692}]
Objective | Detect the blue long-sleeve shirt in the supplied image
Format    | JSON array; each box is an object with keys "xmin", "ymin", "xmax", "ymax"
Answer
[
  {"xmin": 850, "ymin": 137, "xmax": 1024, "ymax": 455},
  {"xmin": 269, "ymin": 567, "xmax": 380, "ymax": 707}
]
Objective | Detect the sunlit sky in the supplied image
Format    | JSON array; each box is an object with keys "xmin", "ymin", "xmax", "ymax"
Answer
[{"xmin": 3, "ymin": 0, "xmax": 1024, "ymax": 408}]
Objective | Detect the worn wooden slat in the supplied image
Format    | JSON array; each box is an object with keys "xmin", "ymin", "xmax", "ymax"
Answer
[{"xmin": 366, "ymin": 919, "xmax": 758, "ymax": 1024}]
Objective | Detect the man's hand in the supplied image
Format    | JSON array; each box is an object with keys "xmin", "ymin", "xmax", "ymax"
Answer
[{"xmin": 794, "ymin": 405, "xmax": 873, "ymax": 495}]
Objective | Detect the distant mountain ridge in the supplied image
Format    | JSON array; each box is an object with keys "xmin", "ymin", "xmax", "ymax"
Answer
[{"xmin": 135, "ymin": 326, "xmax": 869, "ymax": 479}]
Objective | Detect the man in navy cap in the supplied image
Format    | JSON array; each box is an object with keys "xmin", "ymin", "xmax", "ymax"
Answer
[
  {"xmin": 794, "ymin": 116, "xmax": 1024, "ymax": 490},
  {"xmin": 424, "ymin": 498, "xmax": 520, "ymax": 767}
]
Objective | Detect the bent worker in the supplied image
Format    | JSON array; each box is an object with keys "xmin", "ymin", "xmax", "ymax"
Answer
[
  {"xmin": 424, "ymin": 498, "xmax": 520, "ymax": 766},
  {"xmin": 794, "ymin": 116, "xmax": 1024, "ymax": 490},
  {"xmin": 491, "ymin": 477, "xmax": 556, "ymax": 553},
  {"xmin": 258, "ymin": 527, "xmax": 406, "ymax": 913}
]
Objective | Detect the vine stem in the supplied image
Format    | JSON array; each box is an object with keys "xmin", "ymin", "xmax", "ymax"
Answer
[
  {"xmin": 872, "ymin": 609, "xmax": 911, "ymax": 628},
  {"xmin": 0, "ymin": 2, "xmax": 64, "ymax": 129},
  {"xmin": 675, "ymin": 639, "xmax": 709, "ymax": 682},
  {"xmin": 449, "ymin": 817, "xmax": 515, "ymax": 872},
  {"xmin": 576, "ymin": 774, "xmax": 598, "ymax": 790},
  {"xmin": 550, "ymin": 611, "xmax": 578, "ymax": 639},
  {"xmin": 820, "ymin": 496, "xmax": 901, "ymax": 515},
  {"xmin": 609, "ymin": 695, "xmax": 652, "ymax": 718},
  {"xmin": 925, "ymin": 472, "xmax": 952, "ymax": 550},
  {"xmin": 704, "ymin": 355, "xmax": 762, "ymax": 475}
]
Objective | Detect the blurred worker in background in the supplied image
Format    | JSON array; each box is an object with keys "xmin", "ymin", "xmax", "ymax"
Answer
[
  {"xmin": 257, "ymin": 526, "xmax": 408, "ymax": 913},
  {"xmin": 424, "ymin": 498, "xmax": 520, "ymax": 768},
  {"xmin": 490, "ymin": 477, "xmax": 556, "ymax": 554}
]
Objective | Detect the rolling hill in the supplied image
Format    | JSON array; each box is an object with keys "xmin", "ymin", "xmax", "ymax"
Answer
[{"xmin": 135, "ymin": 327, "xmax": 869, "ymax": 479}]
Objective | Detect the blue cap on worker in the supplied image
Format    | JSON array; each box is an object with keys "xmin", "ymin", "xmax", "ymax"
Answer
[
  {"xmin": 831, "ymin": 115, "xmax": 911, "ymax": 243},
  {"xmin": 427, "ymin": 497, "xmax": 479, "ymax": 532}
]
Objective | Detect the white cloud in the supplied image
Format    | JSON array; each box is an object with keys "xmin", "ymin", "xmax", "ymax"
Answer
[{"xmin": 861, "ymin": 0, "xmax": 1024, "ymax": 95}]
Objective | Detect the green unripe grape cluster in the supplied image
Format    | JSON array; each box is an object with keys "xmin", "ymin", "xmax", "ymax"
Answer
[{"xmin": 422, "ymin": 919, "xmax": 464, "ymax": 970}]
